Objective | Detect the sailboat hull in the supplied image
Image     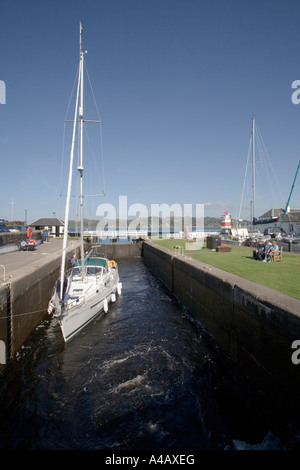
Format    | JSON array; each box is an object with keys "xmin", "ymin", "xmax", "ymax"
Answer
[
  {"xmin": 48, "ymin": 257, "xmax": 122, "ymax": 342},
  {"xmin": 60, "ymin": 282, "xmax": 119, "ymax": 341}
]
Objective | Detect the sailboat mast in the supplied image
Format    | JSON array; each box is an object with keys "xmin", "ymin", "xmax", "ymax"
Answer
[
  {"xmin": 59, "ymin": 23, "xmax": 82, "ymax": 300},
  {"xmin": 78, "ymin": 22, "xmax": 86, "ymax": 280},
  {"xmin": 252, "ymin": 117, "xmax": 255, "ymax": 225}
]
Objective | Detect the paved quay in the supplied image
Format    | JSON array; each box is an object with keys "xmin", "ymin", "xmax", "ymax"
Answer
[{"xmin": 0, "ymin": 239, "xmax": 79, "ymax": 283}]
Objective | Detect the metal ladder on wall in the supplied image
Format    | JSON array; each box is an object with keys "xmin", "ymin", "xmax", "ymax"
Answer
[{"xmin": 0, "ymin": 265, "xmax": 12, "ymax": 366}]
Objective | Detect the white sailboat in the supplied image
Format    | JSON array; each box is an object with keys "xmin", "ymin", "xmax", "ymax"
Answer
[{"xmin": 48, "ymin": 23, "xmax": 122, "ymax": 342}]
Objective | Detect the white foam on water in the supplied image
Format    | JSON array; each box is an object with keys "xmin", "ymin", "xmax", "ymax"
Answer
[
  {"xmin": 115, "ymin": 374, "xmax": 147, "ymax": 392},
  {"xmin": 101, "ymin": 350, "xmax": 144, "ymax": 372}
]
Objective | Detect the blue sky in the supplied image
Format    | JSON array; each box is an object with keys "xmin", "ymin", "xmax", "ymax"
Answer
[{"xmin": 1, "ymin": 0, "xmax": 300, "ymax": 224}]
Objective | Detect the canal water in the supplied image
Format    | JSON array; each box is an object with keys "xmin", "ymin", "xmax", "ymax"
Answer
[{"xmin": 0, "ymin": 257, "xmax": 298, "ymax": 451}]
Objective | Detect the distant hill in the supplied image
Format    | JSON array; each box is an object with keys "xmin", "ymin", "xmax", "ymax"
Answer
[{"xmin": 68, "ymin": 216, "xmax": 250, "ymax": 230}]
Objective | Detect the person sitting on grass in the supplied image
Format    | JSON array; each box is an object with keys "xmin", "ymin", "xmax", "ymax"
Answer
[{"xmin": 263, "ymin": 240, "xmax": 279, "ymax": 262}]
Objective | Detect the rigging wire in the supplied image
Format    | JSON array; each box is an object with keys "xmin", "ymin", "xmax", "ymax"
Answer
[
  {"xmin": 84, "ymin": 60, "xmax": 106, "ymax": 196},
  {"xmin": 239, "ymin": 119, "xmax": 285, "ymax": 221},
  {"xmin": 238, "ymin": 133, "xmax": 252, "ymax": 222},
  {"xmin": 255, "ymin": 125, "xmax": 285, "ymax": 207},
  {"xmin": 59, "ymin": 58, "xmax": 106, "ymax": 225},
  {"xmin": 59, "ymin": 66, "xmax": 80, "ymax": 198}
]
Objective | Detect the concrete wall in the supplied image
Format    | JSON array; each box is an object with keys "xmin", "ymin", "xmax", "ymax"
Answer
[
  {"xmin": 0, "ymin": 286, "xmax": 9, "ymax": 369},
  {"xmin": 91, "ymin": 241, "xmax": 143, "ymax": 260},
  {"xmin": 0, "ymin": 244, "xmax": 76, "ymax": 370},
  {"xmin": 142, "ymin": 240, "xmax": 300, "ymax": 419}
]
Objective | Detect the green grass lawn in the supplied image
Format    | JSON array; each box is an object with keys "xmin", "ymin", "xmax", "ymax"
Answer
[{"xmin": 153, "ymin": 239, "xmax": 300, "ymax": 300}]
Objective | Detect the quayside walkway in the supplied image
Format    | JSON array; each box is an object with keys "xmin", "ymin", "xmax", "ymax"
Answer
[{"xmin": 0, "ymin": 239, "xmax": 78, "ymax": 283}]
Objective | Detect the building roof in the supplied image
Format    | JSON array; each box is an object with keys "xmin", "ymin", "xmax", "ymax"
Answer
[
  {"xmin": 29, "ymin": 217, "xmax": 64, "ymax": 227},
  {"xmin": 259, "ymin": 208, "xmax": 300, "ymax": 222}
]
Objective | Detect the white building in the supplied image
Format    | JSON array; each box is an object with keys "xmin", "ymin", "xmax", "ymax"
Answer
[{"xmin": 29, "ymin": 217, "xmax": 64, "ymax": 237}]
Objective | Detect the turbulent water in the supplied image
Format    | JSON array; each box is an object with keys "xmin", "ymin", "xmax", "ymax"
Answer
[{"xmin": 0, "ymin": 257, "xmax": 298, "ymax": 451}]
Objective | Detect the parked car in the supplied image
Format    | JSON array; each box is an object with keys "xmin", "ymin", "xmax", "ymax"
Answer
[
  {"xmin": 0, "ymin": 226, "xmax": 10, "ymax": 232},
  {"xmin": 7, "ymin": 225, "xmax": 27, "ymax": 232}
]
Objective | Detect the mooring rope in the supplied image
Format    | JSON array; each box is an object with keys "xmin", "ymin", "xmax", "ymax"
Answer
[{"xmin": 0, "ymin": 308, "xmax": 48, "ymax": 320}]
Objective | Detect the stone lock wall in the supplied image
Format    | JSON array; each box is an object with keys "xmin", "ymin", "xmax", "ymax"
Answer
[
  {"xmin": 142, "ymin": 240, "xmax": 300, "ymax": 419},
  {"xmin": 0, "ymin": 245, "xmax": 76, "ymax": 371}
]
